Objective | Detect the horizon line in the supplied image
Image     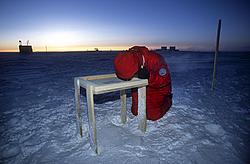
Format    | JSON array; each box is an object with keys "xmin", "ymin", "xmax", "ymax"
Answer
[{"xmin": 1, "ymin": 49, "xmax": 250, "ymax": 53}]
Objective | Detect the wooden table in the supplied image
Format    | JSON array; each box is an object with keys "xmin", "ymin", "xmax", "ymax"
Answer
[{"xmin": 74, "ymin": 74, "xmax": 148, "ymax": 154}]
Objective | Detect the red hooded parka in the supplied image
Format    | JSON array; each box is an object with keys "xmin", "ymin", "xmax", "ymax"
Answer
[{"xmin": 114, "ymin": 46, "xmax": 172, "ymax": 121}]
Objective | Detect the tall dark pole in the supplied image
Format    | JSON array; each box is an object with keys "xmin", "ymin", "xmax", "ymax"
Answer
[{"xmin": 212, "ymin": 19, "xmax": 221, "ymax": 90}]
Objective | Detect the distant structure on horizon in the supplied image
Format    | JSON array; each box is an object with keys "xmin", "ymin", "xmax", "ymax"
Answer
[
  {"xmin": 157, "ymin": 46, "xmax": 179, "ymax": 52},
  {"xmin": 161, "ymin": 46, "xmax": 167, "ymax": 50},
  {"xmin": 19, "ymin": 40, "xmax": 33, "ymax": 54},
  {"xmin": 169, "ymin": 46, "xmax": 177, "ymax": 51}
]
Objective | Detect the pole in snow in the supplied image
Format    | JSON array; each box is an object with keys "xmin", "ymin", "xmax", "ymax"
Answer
[{"xmin": 211, "ymin": 19, "xmax": 221, "ymax": 90}]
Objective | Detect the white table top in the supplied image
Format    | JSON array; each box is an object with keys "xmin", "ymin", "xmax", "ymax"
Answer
[{"xmin": 76, "ymin": 74, "xmax": 148, "ymax": 94}]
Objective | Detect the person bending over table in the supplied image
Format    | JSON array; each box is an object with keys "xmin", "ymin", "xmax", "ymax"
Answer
[{"xmin": 114, "ymin": 46, "xmax": 172, "ymax": 121}]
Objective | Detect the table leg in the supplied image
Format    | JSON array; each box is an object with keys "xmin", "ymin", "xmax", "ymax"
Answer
[
  {"xmin": 86, "ymin": 85, "xmax": 98, "ymax": 154},
  {"xmin": 74, "ymin": 78, "xmax": 83, "ymax": 137},
  {"xmin": 120, "ymin": 90, "xmax": 127, "ymax": 124},
  {"xmin": 138, "ymin": 86, "xmax": 147, "ymax": 132}
]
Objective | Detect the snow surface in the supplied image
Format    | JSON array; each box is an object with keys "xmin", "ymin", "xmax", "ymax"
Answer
[{"xmin": 0, "ymin": 51, "xmax": 249, "ymax": 164}]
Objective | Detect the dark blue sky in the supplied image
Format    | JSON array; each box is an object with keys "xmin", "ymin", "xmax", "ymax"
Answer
[{"xmin": 0, "ymin": 0, "xmax": 249, "ymax": 51}]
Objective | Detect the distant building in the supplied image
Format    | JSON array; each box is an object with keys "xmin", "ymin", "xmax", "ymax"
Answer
[
  {"xmin": 19, "ymin": 40, "xmax": 33, "ymax": 54},
  {"xmin": 157, "ymin": 45, "xmax": 179, "ymax": 52},
  {"xmin": 161, "ymin": 46, "xmax": 167, "ymax": 50},
  {"xmin": 19, "ymin": 45, "xmax": 33, "ymax": 54},
  {"xmin": 169, "ymin": 46, "xmax": 176, "ymax": 51}
]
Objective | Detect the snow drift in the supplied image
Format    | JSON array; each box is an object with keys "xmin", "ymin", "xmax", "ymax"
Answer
[{"xmin": 0, "ymin": 51, "xmax": 249, "ymax": 163}]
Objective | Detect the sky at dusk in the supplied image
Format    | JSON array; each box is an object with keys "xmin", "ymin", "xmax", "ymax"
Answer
[{"xmin": 0, "ymin": 0, "xmax": 249, "ymax": 52}]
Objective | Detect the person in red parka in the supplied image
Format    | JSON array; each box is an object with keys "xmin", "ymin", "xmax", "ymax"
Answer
[{"xmin": 114, "ymin": 46, "xmax": 172, "ymax": 121}]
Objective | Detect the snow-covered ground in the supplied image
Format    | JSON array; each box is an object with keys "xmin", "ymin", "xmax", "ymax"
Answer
[{"xmin": 0, "ymin": 51, "xmax": 249, "ymax": 164}]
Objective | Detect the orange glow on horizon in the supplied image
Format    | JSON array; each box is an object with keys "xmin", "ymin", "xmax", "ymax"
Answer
[
  {"xmin": 0, "ymin": 49, "xmax": 18, "ymax": 52},
  {"xmin": 0, "ymin": 45, "xmax": 133, "ymax": 52},
  {"xmin": 34, "ymin": 45, "xmax": 135, "ymax": 52},
  {"xmin": 0, "ymin": 43, "xmax": 195, "ymax": 52}
]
